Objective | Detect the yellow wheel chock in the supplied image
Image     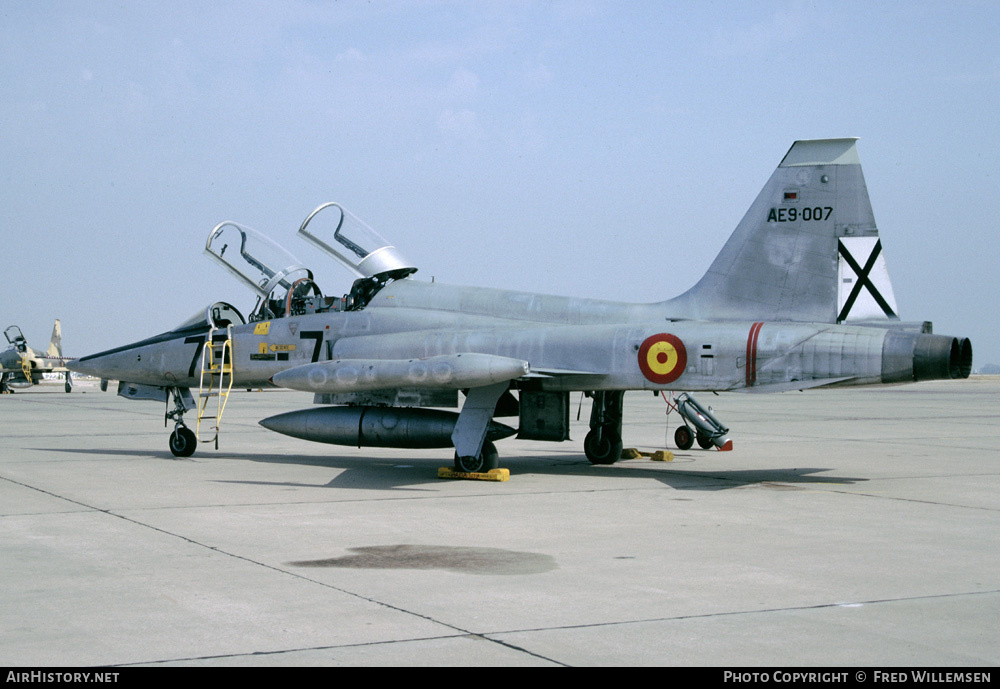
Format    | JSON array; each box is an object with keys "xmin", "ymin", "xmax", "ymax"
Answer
[
  {"xmin": 622, "ymin": 448, "xmax": 674, "ymax": 462},
  {"xmin": 438, "ymin": 467, "xmax": 510, "ymax": 481}
]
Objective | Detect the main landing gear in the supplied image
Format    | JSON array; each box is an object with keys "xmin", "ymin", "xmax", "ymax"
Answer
[
  {"xmin": 453, "ymin": 439, "xmax": 500, "ymax": 473},
  {"xmin": 581, "ymin": 390, "xmax": 733, "ymax": 462},
  {"xmin": 584, "ymin": 391, "xmax": 625, "ymax": 465},
  {"xmin": 451, "ymin": 382, "xmax": 508, "ymax": 474}
]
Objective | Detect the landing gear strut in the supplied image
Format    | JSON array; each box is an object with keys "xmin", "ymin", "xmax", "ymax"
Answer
[
  {"xmin": 451, "ymin": 382, "xmax": 508, "ymax": 473},
  {"xmin": 165, "ymin": 387, "xmax": 196, "ymax": 458},
  {"xmin": 584, "ymin": 391, "xmax": 624, "ymax": 465}
]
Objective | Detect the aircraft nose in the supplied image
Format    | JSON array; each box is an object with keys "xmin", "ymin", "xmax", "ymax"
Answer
[{"xmin": 66, "ymin": 357, "xmax": 104, "ymax": 378}]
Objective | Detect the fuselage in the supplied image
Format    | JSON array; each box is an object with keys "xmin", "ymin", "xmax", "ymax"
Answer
[
  {"xmin": 1, "ymin": 347, "xmax": 65, "ymax": 383},
  {"xmin": 68, "ymin": 278, "xmax": 969, "ymax": 394},
  {"xmin": 61, "ymin": 140, "xmax": 977, "ymax": 463}
]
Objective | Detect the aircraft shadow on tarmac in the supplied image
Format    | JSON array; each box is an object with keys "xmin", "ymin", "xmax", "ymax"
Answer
[{"xmin": 31, "ymin": 445, "xmax": 865, "ymax": 492}]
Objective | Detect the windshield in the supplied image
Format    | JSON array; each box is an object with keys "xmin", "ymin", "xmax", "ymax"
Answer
[
  {"xmin": 297, "ymin": 202, "xmax": 416, "ymax": 278},
  {"xmin": 173, "ymin": 302, "xmax": 247, "ymax": 331}
]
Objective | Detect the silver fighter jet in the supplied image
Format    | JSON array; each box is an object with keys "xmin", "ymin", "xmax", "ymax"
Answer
[{"xmin": 68, "ymin": 139, "xmax": 972, "ymax": 470}]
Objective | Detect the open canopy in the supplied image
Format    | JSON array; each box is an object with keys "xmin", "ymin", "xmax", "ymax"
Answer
[
  {"xmin": 205, "ymin": 221, "xmax": 313, "ymax": 299},
  {"xmin": 298, "ymin": 202, "xmax": 416, "ymax": 279}
]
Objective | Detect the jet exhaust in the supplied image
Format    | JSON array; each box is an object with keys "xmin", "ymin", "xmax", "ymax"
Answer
[
  {"xmin": 882, "ymin": 332, "xmax": 973, "ymax": 384},
  {"xmin": 259, "ymin": 406, "xmax": 517, "ymax": 449}
]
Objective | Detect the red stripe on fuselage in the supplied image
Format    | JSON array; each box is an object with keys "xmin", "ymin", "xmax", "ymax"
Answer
[{"xmin": 745, "ymin": 322, "xmax": 764, "ymax": 387}]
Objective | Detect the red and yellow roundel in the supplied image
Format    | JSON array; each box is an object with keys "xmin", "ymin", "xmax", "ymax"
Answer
[{"xmin": 638, "ymin": 333, "xmax": 687, "ymax": 384}]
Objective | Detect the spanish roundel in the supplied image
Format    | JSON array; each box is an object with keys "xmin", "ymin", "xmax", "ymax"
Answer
[{"xmin": 638, "ymin": 333, "xmax": 687, "ymax": 385}]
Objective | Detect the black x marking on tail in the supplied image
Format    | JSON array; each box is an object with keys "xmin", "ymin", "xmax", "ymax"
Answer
[{"xmin": 838, "ymin": 239, "xmax": 897, "ymax": 322}]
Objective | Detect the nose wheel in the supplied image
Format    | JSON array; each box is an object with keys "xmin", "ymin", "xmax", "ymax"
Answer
[
  {"xmin": 169, "ymin": 426, "xmax": 197, "ymax": 458},
  {"xmin": 164, "ymin": 387, "xmax": 197, "ymax": 458}
]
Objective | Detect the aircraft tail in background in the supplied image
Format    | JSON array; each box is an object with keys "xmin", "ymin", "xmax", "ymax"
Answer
[{"xmin": 46, "ymin": 319, "xmax": 63, "ymax": 358}]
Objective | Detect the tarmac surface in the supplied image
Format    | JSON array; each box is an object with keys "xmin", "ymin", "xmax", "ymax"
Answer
[{"xmin": 1, "ymin": 377, "xmax": 997, "ymax": 667}]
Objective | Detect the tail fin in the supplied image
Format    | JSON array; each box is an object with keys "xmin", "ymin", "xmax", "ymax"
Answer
[
  {"xmin": 667, "ymin": 138, "xmax": 899, "ymax": 323},
  {"xmin": 47, "ymin": 320, "xmax": 63, "ymax": 358}
]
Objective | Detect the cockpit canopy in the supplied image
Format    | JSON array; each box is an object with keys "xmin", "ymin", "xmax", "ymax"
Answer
[
  {"xmin": 205, "ymin": 221, "xmax": 322, "ymax": 321},
  {"xmin": 298, "ymin": 202, "xmax": 417, "ymax": 280},
  {"xmin": 206, "ymin": 221, "xmax": 312, "ymax": 300},
  {"xmin": 204, "ymin": 203, "xmax": 417, "ymax": 321},
  {"xmin": 4, "ymin": 326, "xmax": 27, "ymax": 352}
]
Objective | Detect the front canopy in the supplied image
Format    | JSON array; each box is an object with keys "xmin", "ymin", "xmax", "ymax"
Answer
[{"xmin": 205, "ymin": 221, "xmax": 313, "ymax": 300}]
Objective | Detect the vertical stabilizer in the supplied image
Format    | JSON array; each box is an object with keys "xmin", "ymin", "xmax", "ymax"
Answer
[
  {"xmin": 47, "ymin": 320, "xmax": 63, "ymax": 358},
  {"xmin": 666, "ymin": 139, "xmax": 899, "ymax": 323}
]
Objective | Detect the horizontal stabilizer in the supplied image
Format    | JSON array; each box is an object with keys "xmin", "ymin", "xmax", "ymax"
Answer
[{"xmin": 272, "ymin": 353, "xmax": 530, "ymax": 394}]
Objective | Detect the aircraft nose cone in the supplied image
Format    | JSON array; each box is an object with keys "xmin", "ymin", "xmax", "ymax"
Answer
[{"xmin": 65, "ymin": 357, "xmax": 105, "ymax": 378}]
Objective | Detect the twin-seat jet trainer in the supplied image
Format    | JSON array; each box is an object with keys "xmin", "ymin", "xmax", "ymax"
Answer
[
  {"xmin": 68, "ymin": 139, "xmax": 972, "ymax": 471},
  {"xmin": 2, "ymin": 321, "xmax": 73, "ymax": 393}
]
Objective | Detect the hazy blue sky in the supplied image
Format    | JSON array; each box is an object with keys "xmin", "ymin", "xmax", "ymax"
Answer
[{"xmin": 2, "ymin": 1, "xmax": 998, "ymax": 367}]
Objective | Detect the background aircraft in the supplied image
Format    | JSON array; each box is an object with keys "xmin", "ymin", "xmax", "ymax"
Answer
[
  {"xmin": 68, "ymin": 139, "xmax": 972, "ymax": 470},
  {"xmin": 1, "ymin": 320, "xmax": 73, "ymax": 393}
]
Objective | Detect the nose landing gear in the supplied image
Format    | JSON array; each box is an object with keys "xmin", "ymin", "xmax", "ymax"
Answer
[{"xmin": 165, "ymin": 387, "xmax": 197, "ymax": 458}]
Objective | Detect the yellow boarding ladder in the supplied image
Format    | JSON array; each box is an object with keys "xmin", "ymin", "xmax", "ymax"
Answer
[{"xmin": 197, "ymin": 325, "xmax": 234, "ymax": 449}]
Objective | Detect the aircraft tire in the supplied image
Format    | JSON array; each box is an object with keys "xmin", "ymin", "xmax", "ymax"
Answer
[
  {"xmin": 696, "ymin": 432, "xmax": 713, "ymax": 449},
  {"xmin": 584, "ymin": 428, "xmax": 622, "ymax": 465},
  {"xmin": 65, "ymin": 383, "xmax": 72, "ymax": 393},
  {"xmin": 454, "ymin": 439, "xmax": 499, "ymax": 473},
  {"xmin": 169, "ymin": 427, "xmax": 197, "ymax": 458},
  {"xmin": 674, "ymin": 426, "xmax": 694, "ymax": 450}
]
